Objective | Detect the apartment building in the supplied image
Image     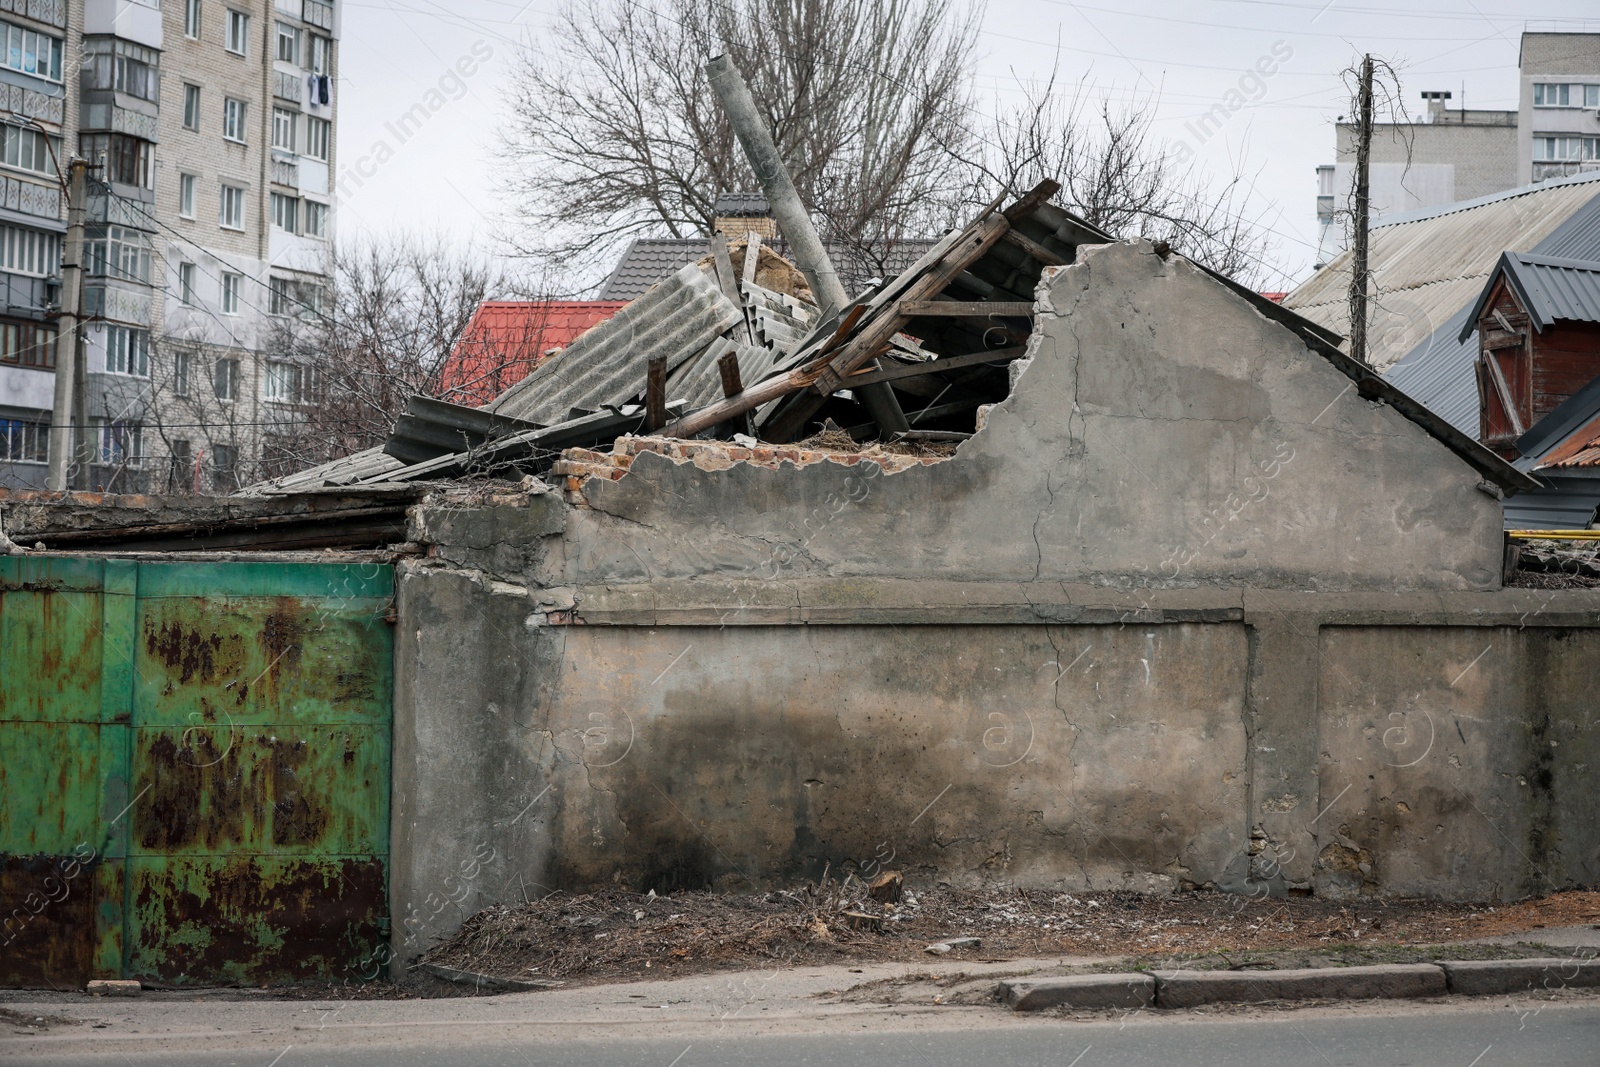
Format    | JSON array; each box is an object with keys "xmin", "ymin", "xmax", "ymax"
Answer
[
  {"xmin": 0, "ymin": 0, "xmax": 338, "ymax": 494},
  {"xmin": 1314, "ymin": 30, "xmax": 1600, "ymax": 269}
]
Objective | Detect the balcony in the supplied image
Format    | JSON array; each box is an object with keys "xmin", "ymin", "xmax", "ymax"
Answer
[
  {"xmin": 0, "ymin": 0, "xmax": 67, "ymax": 29},
  {"xmin": 1533, "ymin": 160, "xmax": 1600, "ymax": 183},
  {"xmin": 274, "ymin": 70, "xmax": 303, "ymax": 103},
  {"xmin": 271, "ymin": 158, "xmax": 299, "ymax": 188},
  {"xmin": 303, "ymin": 0, "xmax": 333, "ymax": 31}
]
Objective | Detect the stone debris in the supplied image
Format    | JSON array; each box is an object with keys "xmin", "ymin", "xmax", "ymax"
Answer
[{"xmin": 925, "ymin": 937, "xmax": 982, "ymax": 954}]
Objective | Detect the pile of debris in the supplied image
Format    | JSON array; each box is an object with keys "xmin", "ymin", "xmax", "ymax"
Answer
[
  {"xmin": 419, "ymin": 882, "xmax": 1600, "ymax": 987},
  {"xmin": 246, "ymin": 179, "xmax": 1340, "ymax": 502}
]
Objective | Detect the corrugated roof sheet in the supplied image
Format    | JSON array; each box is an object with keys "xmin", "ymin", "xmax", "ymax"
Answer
[
  {"xmin": 1503, "ymin": 471, "xmax": 1600, "ymax": 529},
  {"xmin": 1383, "ymin": 305, "xmax": 1480, "ymax": 435},
  {"xmin": 489, "ymin": 263, "xmax": 745, "ymax": 426},
  {"xmin": 1285, "ymin": 172, "xmax": 1600, "ymax": 373},
  {"xmin": 1458, "ymin": 253, "xmax": 1600, "ymax": 336},
  {"xmin": 600, "ymin": 236, "xmax": 944, "ymax": 302}
]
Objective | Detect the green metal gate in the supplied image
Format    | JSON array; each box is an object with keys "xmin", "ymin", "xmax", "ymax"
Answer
[{"xmin": 0, "ymin": 557, "xmax": 393, "ymax": 987}]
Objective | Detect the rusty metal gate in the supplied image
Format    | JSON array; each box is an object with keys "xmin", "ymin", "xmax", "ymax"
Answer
[{"xmin": 0, "ymin": 557, "xmax": 393, "ymax": 987}]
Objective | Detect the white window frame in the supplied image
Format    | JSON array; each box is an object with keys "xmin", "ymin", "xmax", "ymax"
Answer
[
  {"xmin": 219, "ymin": 183, "xmax": 244, "ymax": 229},
  {"xmin": 270, "ymin": 191, "xmax": 298, "ymax": 233},
  {"xmin": 0, "ymin": 123, "xmax": 58, "ymax": 178},
  {"xmin": 304, "ymin": 199, "xmax": 327, "ymax": 238},
  {"xmin": 225, "ymin": 9, "xmax": 250, "ymax": 56},
  {"xmin": 103, "ymin": 325, "xmax": 150, "ymax": 377},
  {"xmin": 178, "ymin": 261, "xmax": 196, "ymax": 305},
  {"xmin": 98, "ymin": 419, "xmax": 144, "ymax": 467},
  {"xmin": 214, "ymin": 356, "xmax": 240, "ymax": 401},
  {"xmin": 275, "ymin": 21, "xmax": 298, "ymax": 65},
  {"xmin": 173, "ymin": 348, "xmax": 191, "ymax": 397},
  {"xmin": 304, "ymin": 115, "xmax": 330, "ymax": 161},
  {"xmin": 183, "ymin": 83, "xmax": 200, "ymax": 130},
  {"xmin": 222, "ymin": 96, "xmax": 247, "ymax": 143},
  {"xmin": 185, "ymin": 0, "xmax": 201, "ymax": 39},
  {"xmin": 179, "ymin": 173, "xmax": 197, "ymax": 219},
  {"xmin": 309, "ymin": 34, "xmax": 332, "ymax": 75},
  {"xmin": 0, "ymin": 21, "xmax": 64, "ymax": 83},
  {"xmin": 271, "ymin": 106, "xmax": 296, "ymax": 152},
  {"xmin": 220, "ymin": 271, "xmax": 242, "ymax": 314}
]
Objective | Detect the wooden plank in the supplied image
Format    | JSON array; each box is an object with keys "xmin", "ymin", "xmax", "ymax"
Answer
[
  {"xmin": 717, "ymin": 352, "xmax": 744, "ymax": 398},
  {"xmin": 645, "ymin": 355, "xmax": 668, "ymax": 431},
  {"xmin": 841, "ymin": 347, "xmax": 1027, "ymax": 387},
  {"xmin": 1002, "ymin": 179, "xmax": 1061, "ymax": 222},
  {"xmin": 741, "ymin": 233, "xmax": 762, "ymax": 286},
  {"xmin": 1481, "ymin": 353, "xmax": 1524, "ymax": 437},
  {"xmin": 1002, "ymin": 227, "xmax": 1069, "ymax": 266},
  {"xmin": 899, "ymin": 301, "xmax": 1035, "ymax": 318}
]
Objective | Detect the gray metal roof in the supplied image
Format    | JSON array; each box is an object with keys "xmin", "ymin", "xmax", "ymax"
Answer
[
  {"xmin": 490, "ymin": 263, "xmax": 746, "ymax": 426},
  {"xmin": 600, "ymin": 239, "xmax": 710, "ymax": 301},
  {"xmin": 713, "ymin": 191, "xmax": 770, "ymax": 216},
  {"xmin": 1285, "ymin": 171, "xmax": 1600, "ymax": 373},
  {"xmin": 1458, "ymin": 252, "xmax": 1600, "ymax": 339},
  {"xmin": 1503, "ymin": 471, "xmax": 1600, "ymax": 529},
  {"xmin": 1383, "ymin": 304, "xmax": 1480, "ymax": 435}
]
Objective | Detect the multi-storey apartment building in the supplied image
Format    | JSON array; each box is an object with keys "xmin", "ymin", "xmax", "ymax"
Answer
[
  {"xmin": 0, "ymin": 0, "xmax": 337, "ymax": 493},
  {"xmin": 1314, "ymin": 30, "xmax": 1600, "ymax": 269}
]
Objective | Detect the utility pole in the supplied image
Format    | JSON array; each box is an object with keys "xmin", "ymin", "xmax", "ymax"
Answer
[
  {"xmin": 706, "ymin": 54, "xmax": 909, "ymax": 437},
  {"xmin": 1347, "ymin": 53, "xmax": 1374, "ymax": 367},
  {"xmin": 47, "ymin": 158, "xmax": 88, "ymax": 491}
]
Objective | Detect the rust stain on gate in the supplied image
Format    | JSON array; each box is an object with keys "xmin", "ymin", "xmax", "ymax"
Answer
[{"xmin": 1, "ymin": 558, "xmax": 393, "ymax": 987}]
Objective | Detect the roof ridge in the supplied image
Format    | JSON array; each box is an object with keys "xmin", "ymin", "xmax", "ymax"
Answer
[{"xmin": 1374, "ymin": 170, "xmax": 1600, "ymax": 230}]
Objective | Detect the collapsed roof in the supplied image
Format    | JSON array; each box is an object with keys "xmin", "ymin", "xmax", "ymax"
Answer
[{"xmin": 244, "ymin": 182, "xmax": 1534, "ymax": 499}]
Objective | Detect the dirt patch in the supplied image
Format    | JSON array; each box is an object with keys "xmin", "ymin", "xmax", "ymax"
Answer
[
  {"xmin": 795, "ymin": 426, "xmax": 961, "ymax": 459},
  {"xmin": 420, "ymin": 883, "xmax": 1600, "ymax": 989}
]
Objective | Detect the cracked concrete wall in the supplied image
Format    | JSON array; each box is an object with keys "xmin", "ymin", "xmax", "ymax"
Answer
[
  {"xmin": 386, "ymin": 241, "xmax": 1576, "ymax": 972},
  {"xmin": 529, "ymin": 238, "xmax": 1503, "ymax": 595}
]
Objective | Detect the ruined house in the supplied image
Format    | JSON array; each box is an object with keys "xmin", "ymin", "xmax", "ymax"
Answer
[{"xmin": 4, "ymin": 188, "xmax": 1598, "ymax": 989}]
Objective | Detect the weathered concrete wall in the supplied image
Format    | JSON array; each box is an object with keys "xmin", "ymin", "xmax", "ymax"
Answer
[
  {"xmin": 488, "ymin": 239, "xmax": 1504, "ymax": 594},
  {"xmin": 387, "ymin": 241, "xmax": 1590, "ymax": 972}
]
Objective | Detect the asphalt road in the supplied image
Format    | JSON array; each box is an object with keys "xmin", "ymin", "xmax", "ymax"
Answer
[{"xmin": 15, "ymin": 1002, "xmax": 1600, "ymax": 1067}]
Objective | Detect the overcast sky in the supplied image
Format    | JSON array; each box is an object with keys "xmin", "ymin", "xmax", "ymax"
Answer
[{"xmin": 335, "ymin": 0, "xmax": 1600, "ymax": 291}]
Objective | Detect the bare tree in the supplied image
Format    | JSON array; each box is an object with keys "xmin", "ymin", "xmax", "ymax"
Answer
[
  {"xmin": 962, "ymin": 67, "xmax": 1279, "ymax": 285},
  {"xmin": 260, "ymin": 233, "xmax": 536, "ymax": 476},
  {"xmin": 500, "ymin": 0, "xmax": 980, "ymax": 274}
]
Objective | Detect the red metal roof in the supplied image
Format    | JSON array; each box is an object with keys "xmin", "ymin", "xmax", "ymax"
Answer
[{"xmin": 438, "ymin": 301, "xmax": 626, "ymax": 408}]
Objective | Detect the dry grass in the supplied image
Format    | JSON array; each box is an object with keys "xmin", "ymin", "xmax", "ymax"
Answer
[{"xmin": 420, "ymin": 881, "xmax": 1600, "ymax": 987}]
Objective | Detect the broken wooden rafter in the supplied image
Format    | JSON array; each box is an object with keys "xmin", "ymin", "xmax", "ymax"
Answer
[
  {"xmin": 658, "ymin": 180, "xmax": 1060, "ymax": 441},
  {"xmin": 1002, "ymin": 227, "xmax": 1069, "ymax": 266},
  {"xmin": 899, "ymin": 301, "xmax": 1035, "ymax": 318},
  {"xmin": 840, "ymin": 346, "xmax": 1027, "ymax": 388}
]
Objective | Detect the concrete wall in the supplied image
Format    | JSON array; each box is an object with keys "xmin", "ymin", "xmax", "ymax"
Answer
[{"xmin": 387, "ymin": 241, "xmax": 1593, "ymax": 971}]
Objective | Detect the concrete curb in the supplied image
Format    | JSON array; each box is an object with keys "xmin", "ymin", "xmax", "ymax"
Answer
[
  {"xmin": 1440, "ymin": 958, "xmax": 1600, "ymax": 996},
  {"xmin": 997, "ymin": 974, "xmax": 1155, "ymax": 1011},
  {"xmin": 1154, "ymin": 964, "xmax": 1445, "ymax": 1009}
]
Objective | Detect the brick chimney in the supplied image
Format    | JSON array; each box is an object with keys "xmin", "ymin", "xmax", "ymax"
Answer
[{"xmin": 713, "ymin": 192, "xmax": 777, "ymax": 240}]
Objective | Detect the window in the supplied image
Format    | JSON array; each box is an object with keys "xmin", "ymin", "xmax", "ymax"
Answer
[
  {"xmin": 272, "ymin": 106, "xmax": 296, "ymax": 151},
  {"xmin": 219, "ymin": 183, "xmax": 244, "ymax": 229},
  {"xmin": 104, "ymin": 325, "xmax": 150, "ymax": 377},
  {"xmin": 80, "ymin": 38, "xmax": 159, "ymax": 103},
  {"xmin": 178, "ymin": 262, "xmax": 196, "ymax": 305},
  {"xmin": 0, "ymin": 124, "xmax": 58, "ymax": 176},
  {"xmin": 98, "ymin": 420, "xmax": 144, "ymax": 466},
  {"xmin": 304, "ymin": 116, "xmax": 330, "ymax": 161},
  {"xmin": 275, "ymin": 21, "xmax": 298, "ymax": 64},
  {"xmin": 0, "ymin": 318, "xmax": 55, "ymax": 367},
  {"xmin": 270, "ymin": 192, "xmax": 297, "ymax": 233},
  {"xmin": 0, "ymin": 225, "xmax": 60, "ymax": 277},
  {"xmin": 1533, "ymin": 136, "xmax": 1600, "ymax": 162},
  {"xmin": 0, "ymin": 417, "xmax": 46, "ymax": 463},
  {"xmin": 179, "ymin": 173, "xmax": 197, "ymax": 218},
  {"xmin": 269, "ymin": 275, "xmax": 292, "ymax": 315},
  {"xmin": 304, "ymin": 200, "xmax": 327, "ymax": 237},
  {"xmin": 80, "ymin": 134, "xmax": 153, "ymax": 188},
  {"xmin": 214, "ymin": 357, "xmax": 239, "ymax": 400},
  {"xmin": 309, "ymin": 34, "xmax": 332, "ymax": 75},
  {"xmin": 225, "ymin": 9, "xmax": 250, "ymax": 55},
  {"xmin": 264, "ymin": 359, "xmax": 315, "ymax": 403},
  {"xmin": 85, "ymin": 225, "xmax": 153, "ymax": 284},
  {"xmin": 183, "ymin": 84, "xmax": 200, "ymax": 130},
  {"xmin": 223, "ymin": 97, "xmax": 247, "ymax": 142},
  {"xmin": 220, "ymin": 271, "xmax": 241, "ymax": 313},
  {"xmin": 185, "ymin": 0, "xmax": 201, "ymax": 39},
  {"xmin": 173, "ymin": 349, "xmax": 191, "ymax": 396},
  {"xmin": 211, "ymin": 443, "xmax": 238, "ymax": 492},
  {"xmin": 0, "ymin": 21, "xmax": 64, "ymax": 82},
  {"xmin": 1531, "ymin": 83, "xmax": 1598, "ymax": 108}
]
